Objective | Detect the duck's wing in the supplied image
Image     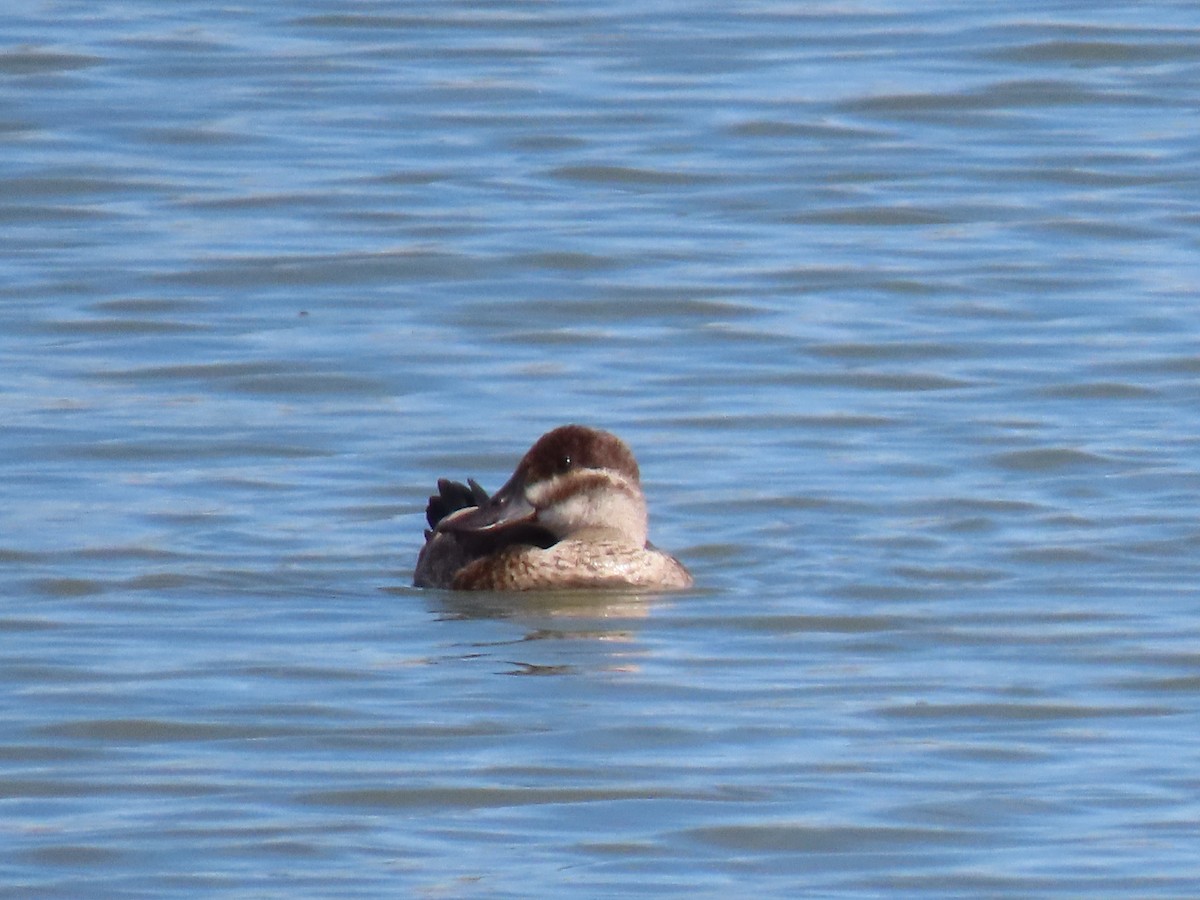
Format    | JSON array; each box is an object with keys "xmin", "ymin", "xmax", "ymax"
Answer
[{"xmin": 414, "ymin": 477, "xmax": 553, "ymax": 589}]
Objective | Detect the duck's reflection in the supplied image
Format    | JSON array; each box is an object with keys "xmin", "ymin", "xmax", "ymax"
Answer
[
  {"xmin": 432, "ymin": 587, "xmax": 661, "ymax": 623},
  {"xmin": 428, "ymin": 588, "xmax": 671, "ymax": 676}
]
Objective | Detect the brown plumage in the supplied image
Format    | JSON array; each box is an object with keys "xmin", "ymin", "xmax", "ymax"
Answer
[{"xmin": 413, "ymin": 425, "xmax": 692, "ymax": 591}]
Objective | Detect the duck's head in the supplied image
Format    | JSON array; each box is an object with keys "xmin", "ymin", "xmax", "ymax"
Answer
[{"xmin": 437, "ymin": 425, "xmax": 649, "ymax": 547}]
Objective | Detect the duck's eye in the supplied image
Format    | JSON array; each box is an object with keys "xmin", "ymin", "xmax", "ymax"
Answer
[{"xmin": 558, "ymin": 454, "xmax": 572, "ymax": 472}]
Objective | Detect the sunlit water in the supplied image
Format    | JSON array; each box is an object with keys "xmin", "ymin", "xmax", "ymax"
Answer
[{"xmin": 3, "ymin": 1, "xmax": 1200, "ymax": 896}]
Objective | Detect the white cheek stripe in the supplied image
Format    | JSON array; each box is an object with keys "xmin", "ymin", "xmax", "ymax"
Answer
[
  {"xmin": 526, "ymin": 471, "xmax": 639, "ymax": 508},
  {"xmin": 525, "ymin": 471, "xmax": 647, "ymax": 542}
]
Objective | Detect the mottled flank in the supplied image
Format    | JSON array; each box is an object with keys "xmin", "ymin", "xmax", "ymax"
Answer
[
  {"xmin": 452, "ymin": 539, "xmax": 694, "ymax": 591},
  {"xmin": 414, "ymin": 425, "xmax": 692, "ymax": 591}
]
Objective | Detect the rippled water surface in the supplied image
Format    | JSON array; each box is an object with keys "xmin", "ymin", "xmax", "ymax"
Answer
[{"xmin": 3, "ymin": 1, "xmax": 1200, "ymax": 896}]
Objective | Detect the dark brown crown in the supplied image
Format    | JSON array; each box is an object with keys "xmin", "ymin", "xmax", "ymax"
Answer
[{"xmin": 518, "ymin": 425, "xmax": 641, "ymax": 485}]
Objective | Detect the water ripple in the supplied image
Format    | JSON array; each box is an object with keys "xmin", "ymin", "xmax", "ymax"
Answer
[{"xmin": 3, "ymin": 2, "xmax": 1199, "ymax": 897}]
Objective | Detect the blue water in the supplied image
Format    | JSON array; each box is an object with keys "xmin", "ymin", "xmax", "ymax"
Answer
[{"xmin": 3, "ymin": 1, "xmax": 1200, "ymax": 896}]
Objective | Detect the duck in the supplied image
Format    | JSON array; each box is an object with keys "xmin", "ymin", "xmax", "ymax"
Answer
[{"xmin": 413, "ymin": 425, "xmax": 693, "ymax": 591}]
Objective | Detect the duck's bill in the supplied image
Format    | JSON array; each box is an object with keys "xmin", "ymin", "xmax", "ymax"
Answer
[{"xmin": 437, "ymin": 475, "xmax": 536, "ymax": 534}]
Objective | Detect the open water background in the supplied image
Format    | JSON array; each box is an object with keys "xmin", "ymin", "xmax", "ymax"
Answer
[{"xmin": 3, "ymin": 1, "xmax": 1200, "ymax": 896}]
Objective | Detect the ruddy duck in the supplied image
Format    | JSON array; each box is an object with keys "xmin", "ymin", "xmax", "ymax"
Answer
[{"xmin": 413, "ymin": 425, "xmax": 693, "ymax": 591}]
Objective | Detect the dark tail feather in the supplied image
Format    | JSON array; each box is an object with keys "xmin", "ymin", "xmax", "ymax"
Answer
[{"xmin": 425, "ymin": 478, "xmax": 490, "ymax": 530}]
